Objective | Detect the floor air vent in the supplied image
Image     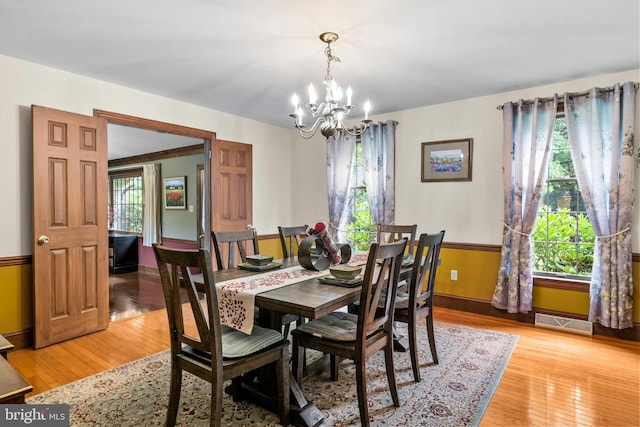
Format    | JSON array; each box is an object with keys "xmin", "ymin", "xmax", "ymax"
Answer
[{"xmin": 534, "ymin": 313, "xmax": 593, "ymax": 335}]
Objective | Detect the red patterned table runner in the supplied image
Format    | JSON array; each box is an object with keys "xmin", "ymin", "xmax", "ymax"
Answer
[
  {"xmin": 215, "ymin": 252, "xmax": 371, "ymax": 334},
  {"xmin": 215, "ymin": 265, "xmax": 326, "ymax": 334}
]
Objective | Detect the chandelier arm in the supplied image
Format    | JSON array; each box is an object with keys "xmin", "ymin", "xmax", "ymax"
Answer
[
  {"xmin": 342, "ymin": 123, "xmax": 368, "ymax": 137},
  {"xmin": 293, "ymin": 116, "xmax": 325, "ymax": 139}
]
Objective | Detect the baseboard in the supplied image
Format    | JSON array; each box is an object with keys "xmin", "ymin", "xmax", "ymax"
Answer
[
  {"xmin": 434, "ymin": 294, "xmax": 640, "ymax": 342},
  {"xmin": 2, "ymin": 329, "xmax": 32, "ymax": 351}
]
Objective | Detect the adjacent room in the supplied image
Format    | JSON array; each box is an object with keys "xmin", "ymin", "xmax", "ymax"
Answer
[{"xmin": 0, "ymin": 1, "xmax": 638, "ymax": 426}]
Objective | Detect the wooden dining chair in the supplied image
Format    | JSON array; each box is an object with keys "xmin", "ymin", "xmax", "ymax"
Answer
[
  {"xmin": 211, "ymin": 229, "xmax": 259, "ymax": 270},
  {"xmin": 377, "ymin": 223, "xmax": 417, "ymax": 256},
  {"xmin": 278, "ymin": 225, "xmax": 308, "ymax": 258},
  {"xmin": 153, "ymin": 244, "xmax": 290, "ymax": 427},
  {"xmin": 393, "ymin": 230, "xmax": 445, "ymax": 382},
  {"xmin": 291, "ymin": 239, "xmax": 407, "ymax": 427}
]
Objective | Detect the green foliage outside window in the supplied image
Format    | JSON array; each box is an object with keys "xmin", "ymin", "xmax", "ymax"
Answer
[
  {"xmin": 532, "ymin": 117, "xmax": 595, "ymax": 277},
  {"xmin": 532, "ymin": 207, "xmax": 595, "ymax": 275},
  {"xmin": 110, "ymin": 174, "xmax": 143, "ymax": 233},
  {"xmin": 344, "ymin": 187, "xmax": 376, "ymax": 251},
  {"xmin": 344, "ymin": 142, "xmax": 376, "ymax": 251}
]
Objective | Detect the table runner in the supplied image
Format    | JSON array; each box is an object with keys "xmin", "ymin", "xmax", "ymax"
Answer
[
  {"xmin": 215, "ymin": 252, "xmax": 371, "ymax": 334},
  {"xmin": 215, "ymin": 265, "xmax": 327, "ymax": 334}
]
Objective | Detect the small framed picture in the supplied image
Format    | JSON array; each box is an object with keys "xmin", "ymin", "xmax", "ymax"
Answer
[
  {"xmin": 421, "ymin": 138, "xmax": 473, "ymax": 182},
  {"xmin": 163, "ymin": 176, "xmax": 186, "ymax": 209}
]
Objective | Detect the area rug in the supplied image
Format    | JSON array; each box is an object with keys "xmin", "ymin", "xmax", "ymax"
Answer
[{"xmin": 27, "ymin": 322, "xmax": 518, "ymax": 426}]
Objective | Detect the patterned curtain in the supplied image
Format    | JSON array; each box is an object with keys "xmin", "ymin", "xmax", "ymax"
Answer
[
  {"xmin": 492, "ymin": 96, "xmax": 557, "ymax": 313},
  {"xmin": 327, "ymin": 133, "xmax": 356, "ymax": 243},
  {"xmin": 142, "ymin": 163, "xmax": 162, "ymax": 246},
  {"xmin": 564, "ymin": 82, "xmax": 636, "ymax": 329},
  {"xmin": 361, "ymin": 120, "xmax": 397, "ymax": 226}
]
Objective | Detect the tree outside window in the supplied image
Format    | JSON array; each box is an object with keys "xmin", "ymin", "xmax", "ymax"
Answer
[
  {"xmin": 109, "ymin": 169, "xmax": 143, "ymax": 233},
  {"xmin": 344, "ymin": 141, "xmax": 376, "ymax": 251},
  {"xmin": 532, "ymin": 116, "xmax": 595, "ymax": 277}
]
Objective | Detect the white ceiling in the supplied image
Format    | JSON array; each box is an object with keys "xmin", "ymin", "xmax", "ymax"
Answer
[{"xmin": 0, "ymin": 0, "xmax": 638, "ymax": 157}]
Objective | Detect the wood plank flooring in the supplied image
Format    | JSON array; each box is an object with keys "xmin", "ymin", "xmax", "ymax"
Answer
[{"xmin": 7, "ymin": 271, "xmax": 640, "ymax": 426}]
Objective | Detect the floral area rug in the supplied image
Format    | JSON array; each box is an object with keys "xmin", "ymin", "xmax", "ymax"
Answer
[{"xmin": 27, "ymin": 322, "xmax": 518, "ymax": 426}]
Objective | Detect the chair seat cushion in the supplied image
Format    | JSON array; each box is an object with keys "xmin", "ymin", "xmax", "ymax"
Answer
[
  {"xmin": 394, "ymin": 291, "xmax": 410, "ymax": 309},
  {"xmin": 221, "ymin": 325, "xmax": 285, "ymax": 359},
  {"xmin": 294, "ymin": 312, "xmax": 358, "ymax": 342}
]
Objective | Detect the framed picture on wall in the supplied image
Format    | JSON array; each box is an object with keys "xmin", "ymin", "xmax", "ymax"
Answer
[
  {"xmin": 421, "ymin": 138, "xmax": 473, "ymax": 182},
  {"xmin": 163, "ymin": 176, "xmax": 186, "ymax": 209}
]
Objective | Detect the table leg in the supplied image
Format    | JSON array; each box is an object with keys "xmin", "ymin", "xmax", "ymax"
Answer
[{"xmin": 253, "ymin": 310, "xmax": 325, "ymax": 427}]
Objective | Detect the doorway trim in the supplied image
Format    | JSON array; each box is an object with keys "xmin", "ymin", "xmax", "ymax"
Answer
[{"xmin": 93, "ymin": 109, "xmax": 215, "ymax": 254}]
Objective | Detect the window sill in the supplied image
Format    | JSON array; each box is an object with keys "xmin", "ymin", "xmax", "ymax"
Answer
[{"xmin": 533, "ymin": 275, "xmax": 589, "ymax": 292}]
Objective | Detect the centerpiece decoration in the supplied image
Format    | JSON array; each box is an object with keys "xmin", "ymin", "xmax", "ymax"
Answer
[{"xmin": 298, "ymin": 221, "xmax": 352, "ymax": 271}]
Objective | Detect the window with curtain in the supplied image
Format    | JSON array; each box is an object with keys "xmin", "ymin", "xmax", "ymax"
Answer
[
  {"xmin": 532, "ymin": 115, "xmax": 595, "ymax": 278},
  {"xmin": 493, "ymin": 81, "xmax": 635, "ymax": 329},
  {"xmin": 109, "ymin": 168, "xmax": 143, "ymax": 233},
  {"xmin": 344, "ymin": 139, "xmax": 376, "ymax": 250}
]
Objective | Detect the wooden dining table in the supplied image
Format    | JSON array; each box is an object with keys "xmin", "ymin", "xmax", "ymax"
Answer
[
  {"xmin": 206, "ymin": 255, "xmax": 412, "ymax": 427},
  {"xmin": 209, "ymin": 257, "xmax": 362, "ymax": 427}
]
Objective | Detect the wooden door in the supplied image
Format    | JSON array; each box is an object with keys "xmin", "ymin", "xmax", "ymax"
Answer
[
  {"xmin": 32, "ymin": 105, "xmax": 109, "ymax": 348},
  {"xmin": 211, "ymin": 139, "xmax": 253, "ymax": 267}
]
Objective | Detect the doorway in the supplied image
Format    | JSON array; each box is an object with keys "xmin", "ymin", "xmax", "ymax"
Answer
[{"xmin": 97, "ymin": 110, "xmax": 215, "ymax": 322}]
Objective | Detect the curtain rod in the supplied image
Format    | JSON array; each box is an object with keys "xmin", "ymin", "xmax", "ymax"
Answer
[{"xmin": 495, "ymin": 82, "xmax": 639, "ymax": 110}]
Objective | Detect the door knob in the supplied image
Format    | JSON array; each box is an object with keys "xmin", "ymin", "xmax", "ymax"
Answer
[{"xmin": 38, "ymin": 235, "xmax": 50, "ymax": 245}]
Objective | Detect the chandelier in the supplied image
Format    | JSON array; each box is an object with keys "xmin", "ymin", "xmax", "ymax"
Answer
[{"xmin": 290, "ymin": 32, "xmax": 371, "ymax": 139}]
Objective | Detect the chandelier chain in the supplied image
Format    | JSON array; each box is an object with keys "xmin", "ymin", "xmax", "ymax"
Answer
[{"xmin": 324, "ymin": 44, "xmax": 340, "ymax": 81}]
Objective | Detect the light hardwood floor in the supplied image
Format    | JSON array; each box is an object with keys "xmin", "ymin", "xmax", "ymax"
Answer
[{"xmin": 8, "ymin": 306, "xmax": 640, "ymax": 426}]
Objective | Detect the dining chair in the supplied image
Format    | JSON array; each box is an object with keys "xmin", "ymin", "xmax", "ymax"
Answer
[
  {"xmin": 393, "ymin": 230, "xmax": 445, "ymax": 382},
  {"xmin": 278, "ymin": 225, "xmax": 308, "ymax": 258},
  {"xmin": 377, "ymin": 223, "xmax": 417, "ymax": 256},
  {"xmin": 211, "ymin": 229, "xmax": 259, "ymax": 270},
  {"xmin": 153, "ymin": 244, "xmax": 290, "ymax": 427},
  {"xmin": 291, "ymin": 239, "xmax": 407, "ymax": 427}
]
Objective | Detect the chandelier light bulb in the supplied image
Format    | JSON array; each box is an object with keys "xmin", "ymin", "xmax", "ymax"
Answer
[
  {"xmin": 292, "ymin": 93, "xmax": 299, "ymax": 109},
  {"xmin": 346, "ymin": 86, "xmax": 352, "ymax": 106},
  {"xmin": 364, "ymin": 100, "xmax": 371, "ymax": 120},
  {"xmin": 308, "ymin": 84, "xmax": 317, "ymax": 104}
]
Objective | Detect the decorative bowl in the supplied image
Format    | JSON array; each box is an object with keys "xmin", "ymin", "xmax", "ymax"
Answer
[
  {"xmin": 246, "ymin": 255, "xmax": 274, "ymax": 266},
  {"xmin": 329, "ymin": 264, "xmax": 362, "ymax": 280}
]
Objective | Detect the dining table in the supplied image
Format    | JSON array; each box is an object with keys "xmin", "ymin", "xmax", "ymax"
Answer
[{"xmin": 204, "ymin": 254, "xmax": 412, "ymax": 427}]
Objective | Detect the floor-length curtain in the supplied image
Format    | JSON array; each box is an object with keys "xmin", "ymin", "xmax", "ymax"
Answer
[
  {"xmin": 564, "ymin": 82, "xmax": 636, "ymax": 329},
  {"xmin": 492, "ymin": 96, "xmax": 557, "ymax": 313},
  {"xmin": 142, "ymin": 163, "xmax": 162, "ymax": 246},
  {"xmin": 327, "ymin": 133, "xmax": 356, "ymax": 243},
  {"xmin": 361, "ymin": 120, "xmax": 397, "ymax": 226}
]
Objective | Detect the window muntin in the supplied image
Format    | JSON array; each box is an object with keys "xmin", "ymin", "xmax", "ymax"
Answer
[
  {"xmin": 344, "ymin": 141, "xmax": 376, "ymax": 251},
  {"xmin": 109, "ymin": 169, "xmax": 143, "ymax": 233},
  {"xmin": 532, "ymin": 116, "xmax": 595, "ymax": 279}
]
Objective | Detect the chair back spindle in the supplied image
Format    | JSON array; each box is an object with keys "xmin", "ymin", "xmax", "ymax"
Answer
[
  {"xmin": 211, "ymin": 229, "xmax": 259, "ymax": 270},
  {"xmin": 377, "ymin": 223, "xmax": 417, "ymax": 255},
  {"xmin": 278, "ymin": 225, "xmax": 308, "ymax": 258}
]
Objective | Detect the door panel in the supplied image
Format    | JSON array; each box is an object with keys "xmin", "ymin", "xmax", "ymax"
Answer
[
  {"xmin": 211, "ymin": 140, "xmax": 253, "ymax": 268},
  {"xmin": 32, "ymin": 105, "xmax": 108, "ymax": 348}
]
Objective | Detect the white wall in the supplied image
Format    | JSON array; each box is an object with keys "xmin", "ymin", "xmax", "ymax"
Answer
[
  {"xmin": 2, "ymin": 53, "xmax": 638, "ymax": 256},
  {"xmin": 291, "ymin": 69, "xmax": 640, "ymax": 248},
  {"xmin": 0, "ymin": 54, "xmax": 296, "ymax": 257}
]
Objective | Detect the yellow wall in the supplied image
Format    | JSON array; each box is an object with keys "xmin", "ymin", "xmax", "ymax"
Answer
[
  {"xmin": 0, "ymin": 264, "xmax": 32, "ymax": 335},
  {"xmin": 1, "ymin": 241, "xmax": 638, "ymax": 336}
]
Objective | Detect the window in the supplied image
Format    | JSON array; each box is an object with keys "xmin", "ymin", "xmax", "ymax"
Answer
[
  {"xmin": 532, "ymin": 115, "xmax": 595, "ymax": 278},
  {"xmin": 344, "ymin": 140, "xmax": 376, "ymax": 251},
  {"xmin": 109, "ymin": 169, "xmax": 143, "ymax": 233}
]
